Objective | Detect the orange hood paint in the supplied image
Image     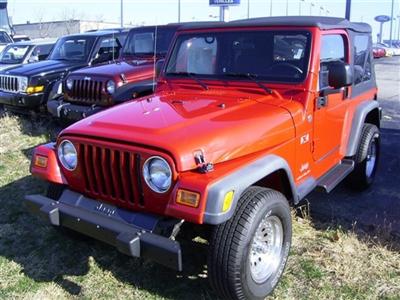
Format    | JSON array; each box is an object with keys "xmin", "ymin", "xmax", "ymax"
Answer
[{"xmin": 61, "ymin": 87, "xmax": 296, "ymax": 172}]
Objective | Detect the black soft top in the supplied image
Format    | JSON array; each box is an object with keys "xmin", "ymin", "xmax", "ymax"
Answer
[{"xmin": 179, "ymin": 16, "xmax": 371, "ymax": 33}]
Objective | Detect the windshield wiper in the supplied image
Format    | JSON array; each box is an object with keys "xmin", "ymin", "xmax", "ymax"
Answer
[
  {"xmin": 166, "ymin": 71, "xmax": 208, "ymax": 90},
  {"xmin": 224, "ymin": 72, "xmax": 273, "ymax": 94}
]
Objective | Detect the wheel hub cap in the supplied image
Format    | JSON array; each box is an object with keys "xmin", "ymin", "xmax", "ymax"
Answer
[
  {"xmin": 366, "ymin": 139, "xmax": 377, "ymax": 178},
  {"xmin": 249, "ymin": 215, "xmax": 284, "ymax": 283}
]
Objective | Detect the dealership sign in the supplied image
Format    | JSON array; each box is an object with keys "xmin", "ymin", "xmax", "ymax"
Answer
[
  {"xmin": 374, "ymin": 15, "xmax": 390, "ymax": 23},
  {"xmin": 209, "ymin": 0, "xmax": 240, "ymax": 6}
]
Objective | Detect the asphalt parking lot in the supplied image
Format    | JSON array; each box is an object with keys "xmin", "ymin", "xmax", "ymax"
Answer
[{"xmin": 307, "ymin": 56, "xmax": 400, "ymax": 242}]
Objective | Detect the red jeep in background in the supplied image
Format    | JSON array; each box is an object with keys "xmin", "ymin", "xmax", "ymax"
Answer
[
  {"xmin": 26, "ymin": 17, "xmax": 380, "ymax": 299},
  {"xmin": 47, "ymin": 24, "xmax": 181, "ymax": 121}
]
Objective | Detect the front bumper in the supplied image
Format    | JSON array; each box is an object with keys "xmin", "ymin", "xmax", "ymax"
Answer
[
  {"xmin": 25, "ymin": 189, "xmax": 182, "ymax": 271},
  {"xmin": 47, "ymin": 98, "xmax": 106, "ymax": 121},
  {"xmin": 0, "ymin": 91, "xmax": 43, "ymax": 108}
]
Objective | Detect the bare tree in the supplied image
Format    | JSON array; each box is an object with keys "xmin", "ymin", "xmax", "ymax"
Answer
[
  {"xmin": 34, "ymin": 9, "xmax": 54, "ymax": 38},
  {"xmin": 59, "ymin": 8, "xmax": 85, "ymax": 35}
]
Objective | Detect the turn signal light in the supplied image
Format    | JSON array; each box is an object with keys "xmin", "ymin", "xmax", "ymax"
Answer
[
  {"xmin": 176, "ymin": 189, "xmax": 200, "ymax": 208},
  {"xmin": 34, "ymin": 155, "xmax": 48, "ymax": 168},
  {"xmin": 222, "ymin": 191, "xmax": 234, "ymax": 212},
  {"xmin": 26, "ymin": 85, "xmax": 45, "ymax": 94}
]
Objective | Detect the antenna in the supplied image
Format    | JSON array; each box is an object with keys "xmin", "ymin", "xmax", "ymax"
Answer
[{"xmin": 152, "ymin": 25, "xmax": 158, "ymax": 93}]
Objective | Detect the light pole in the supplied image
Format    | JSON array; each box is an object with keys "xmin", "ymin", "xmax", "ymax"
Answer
[
  {"xmin": 345, "ymin": 0, "xmax": 351, "ymax": 20},
  {"xmin": 319, "ymin": 6, "xmax": 324, "ymax": 16},
  {"xmin": 325, "ymin": 9, "xmax": 330, "ymax": 16},
  {"xmin": 389, "ymin": 0, "xmax": 394, "ymax": 46},
  {"xmin": 178, "ymin": 0, "xmax": 181, "ymax": 23},
  {"xmin": 120, "ymin": 0, "xmax": 123, "ymax": 27},
  {"xmin": 299, "ymin": 0, "xmax": 305, "ymax": 16},
  {"xmin": 397, "ymin": 15, "xmax": 400, "ymax": 42},
  {"xmin": 247, "ymin": 0, "xmax": 250, "ymax": 19},
  {"xmin": 269, "ymin": 0, "xmax": 273, "ymax": 16},
  {"xmin": 286, "ymin": 0, "xmax": 289, "ymax": 16}
]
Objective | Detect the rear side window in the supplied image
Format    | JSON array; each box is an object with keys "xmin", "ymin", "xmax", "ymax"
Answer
[
  {"xmin": 320, "ymin": 34, "xmax": 345, "ymax": 89},
  {"xmin": 353, "ymin": 35, "xmax": 372, "ymax": 84},
  {"xmin": 32, "ymin": 44, "xmax": 54, "ymax": 61}
]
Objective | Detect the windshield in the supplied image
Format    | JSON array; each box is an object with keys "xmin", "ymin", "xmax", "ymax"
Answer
[
  {"xmin": 0, "ymin": 44, "xmax": 31, "ymax": 64},
  {"xmin": 0, "ymin": 31, "xmax": 12, "ymax": 43},
  {"xmin": 48, "ymin": 36, "xmax": 96, "ymax": 62},
  {"xmin": 165, "ymin": 30, "xmax": 311, "ymax": 83},
  {"xmin": 122, "ymin": 26, "xmax": 177, "ymax": 57}
]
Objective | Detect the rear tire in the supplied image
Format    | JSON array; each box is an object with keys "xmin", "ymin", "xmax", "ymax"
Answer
[
  {"xmin": 207, "ymin": 187, "xmax": 292, "ymax": 300},
  {"xmin": 347, "ymin": 123, "xmax": 380, "ymax": 190}
]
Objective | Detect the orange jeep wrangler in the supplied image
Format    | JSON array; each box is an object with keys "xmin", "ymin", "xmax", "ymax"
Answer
[{"xmin": 26, "ymin": 17, "xmax": 380, "ymax": 299}]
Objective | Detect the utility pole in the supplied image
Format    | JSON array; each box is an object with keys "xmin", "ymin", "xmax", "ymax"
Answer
[
  {"xmin": 345, "ymin": 0, "xmax": 351, "ymax": 20},
  {"xmin": 178, "ymin": 0, "xmax": 181, "ymax": 23},
  {"xmin": 120, "ymin": 0, "xmax": 123, "ymax": 27},
  {"xmin": 389, "ymin": 0, "xmax": 394, "ymax": 46}
]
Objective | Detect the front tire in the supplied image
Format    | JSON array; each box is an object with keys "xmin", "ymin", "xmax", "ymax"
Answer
[
  {"xmin": 347, "ymin": 123, "xmax": 380, "ymax": 190},
  {"xmin": 208, "ymin": 187, "xmax": 292, "ymax": 300}
]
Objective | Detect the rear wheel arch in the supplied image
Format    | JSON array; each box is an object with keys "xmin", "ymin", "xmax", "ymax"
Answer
[{"xmin": 346, "ymin": 100, "xmax": 381, "ymax": 157}]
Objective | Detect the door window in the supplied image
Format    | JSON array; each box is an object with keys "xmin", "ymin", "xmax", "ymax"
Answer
[{"xmin": 320, "ymin": 34, "xmax": 345, "ymax": 89}]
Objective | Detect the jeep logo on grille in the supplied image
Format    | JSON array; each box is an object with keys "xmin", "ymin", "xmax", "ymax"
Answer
[
  {"xmin": 84, "ymin": 76, "xmax": 91, "ymax": 81},
  {"xmin": 94, "ymin": 203, "xmax": 116, "ymax": 216}
]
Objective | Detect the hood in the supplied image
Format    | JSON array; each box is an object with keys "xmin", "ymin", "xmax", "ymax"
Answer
[
  {"xmin": 3, "ymin": 60, "xmax": 85, "ymax": 77},
  {"xmin": 0, "ymin": 63, "xmax": 18, "ymax": 71},
  {"xmin": 62, "ymin": 88, "xmax": 296, "ymax": 172},
  {"xmin": 69, "ymin": 60, "xmax": 154, "ymax": 82}
]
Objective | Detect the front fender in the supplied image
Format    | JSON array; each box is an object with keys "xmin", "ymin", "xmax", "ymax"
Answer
[
  {"xmin": 113, "ymin": 79, "xmax": 155, "ymax": 103},
  {"xmin": 203, "ymin": 155, "xmax": 298, "ymax": 225},
  {"xmin": 30, "ymin": 143, "xmax": 67, "ymax": 185}
]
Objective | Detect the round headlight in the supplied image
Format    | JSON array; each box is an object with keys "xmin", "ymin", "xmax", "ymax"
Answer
[
  {"xmin": 106, "ymin": 80, "xmax": 116, "ymax": 94},
  {"xmin": 143, "ymin": 156, "xmax": 172, "ymax": 193},
  {"xmin": 66, "ymin": 78, "xmax": 73, "ymax": 90},
  {"xmin": 57, "ymin": 140, "xmax": 78, "ymax": 171}
]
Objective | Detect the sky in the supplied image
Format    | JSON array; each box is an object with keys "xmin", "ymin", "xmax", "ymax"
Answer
[{"xmin": 6, "ymin": 0, "xmax": 400, "ymax": 42}]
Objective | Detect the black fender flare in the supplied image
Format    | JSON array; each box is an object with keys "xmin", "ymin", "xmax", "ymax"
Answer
[
  {"xmin": 346, "ymin": 100, "xmax": 381, "ymax": 157},
  {"xmin": 203, "ymin": 154, "xmax": 298, "ymax": 225},
  {"xmin": 113, "ymin": 79, "xmax": 155, "ymax": 103}
]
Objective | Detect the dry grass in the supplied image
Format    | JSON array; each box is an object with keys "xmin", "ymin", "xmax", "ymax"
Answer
[{"xmin": 0, "ymin": 112, "xmax": 399, "ymax": 300}]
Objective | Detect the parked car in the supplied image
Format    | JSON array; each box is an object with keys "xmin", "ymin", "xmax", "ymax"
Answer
[
  {"xmin": 374, "ymin": 43, "xmax": 396, "ymax": 56},
  {"xmin": 26, "ymin": 17, "xmax": 380, "ymax": 299},
  {"xmin": 12, "ymin": 35, "xmax": 30, "ymax": 42},
  {"xmin": 373, "ymin": 46, "xmax": 386, "ymax": 58},
  {"xmin": 0, "ymin": 30, "xmax": 127, "ymax": 113},
  {"xmin": 0, "ymin": 39, "xmax": 55, "ymax": 71},
  {"xmin": 48, "ymin": 24, "xmax": 182, "ymax": 121},
  {"xmin": 0, "ymin": 29, "xmax": 13, "ymax": 52}
]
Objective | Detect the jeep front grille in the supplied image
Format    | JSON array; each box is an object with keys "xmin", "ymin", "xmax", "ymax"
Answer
[
  {"xmin": 0, "ymin": 75, "xmax": 21, "ymax": 93},
  {"xmin": 78, "ymin": 143, "xmax": 144, "ymax": 208},
  {"xmin": 69, "ymin": 79, "xmax": 106, "ymax": 105}
]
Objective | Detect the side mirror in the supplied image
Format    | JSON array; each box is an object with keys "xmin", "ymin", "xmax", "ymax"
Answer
[
  {"xmin": 28, "ymin": 55, "xmax": 39, "ymax": 63},
  {"xmin": 328, "ymin": 62, "xmax": 353, "ymax": 89},
  {"xmin": 155, "ymin": 59, "xmax": 165, "ymax": 78}
]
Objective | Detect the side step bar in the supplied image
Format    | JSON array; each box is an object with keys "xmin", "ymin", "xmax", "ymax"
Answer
[{"xmin": 316, "ymin": 159, "xmax": 354, "ymax": 193}]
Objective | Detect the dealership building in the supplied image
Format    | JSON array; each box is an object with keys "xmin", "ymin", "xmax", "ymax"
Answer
[{"xmin": 14, "ymin": 20, "xmax": 125, "ymax": 39}]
